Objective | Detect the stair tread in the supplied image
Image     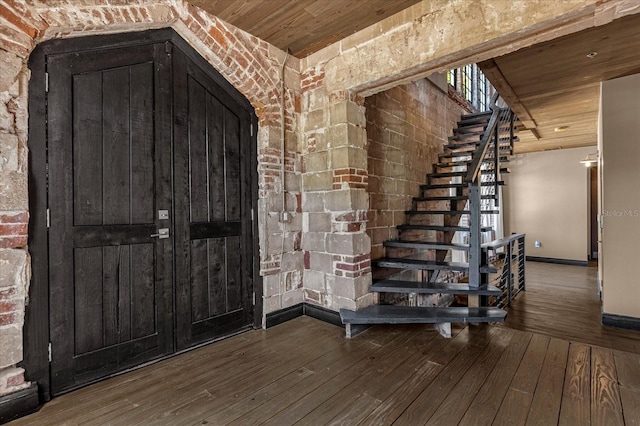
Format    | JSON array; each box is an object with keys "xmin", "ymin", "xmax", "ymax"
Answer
[
  {"xmin": 428, "ymin": 168, "xmax": 509, "ymax": 178},
  {"xmin": 413, "ymin": 195, "xmax": 496, "ymax": 201},
  {"xmin": 374, "ymin": 257, "xmax": 497, "ymax": 273},
  {"xmin": 398, "ymin": 224, "xmax": 493, "ymax": 232},
  {"xmin": 340, "ymin": 305, "xmax": 507, "ymax": 324},
  {"xmin": 421, "ymin": 181, "xmax": 504, "ymax": 190},
  {"xmin": 371, "ymin": 280, "xmax": 502, "ymax": 296},
  {"xmin": 405, "ymin": 209, "xmax": 501, "ymax": 215},
  {"xmin": 383, "ymin": 240, "xmax": 470, "ymax": 250},
  {"xmin": 435, "ymin": 158, "xmax": 510, "ymax": 167}
]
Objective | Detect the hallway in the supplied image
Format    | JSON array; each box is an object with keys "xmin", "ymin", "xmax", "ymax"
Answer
[{"xmin": 503, "ymin": 261, "xmax": 640, "ymax": 354}]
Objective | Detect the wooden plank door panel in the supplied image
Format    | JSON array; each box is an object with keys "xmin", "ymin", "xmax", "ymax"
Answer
[
  {"xmin": 47, "ymin": 43, "xmax": 174, "ymax": 394},
  {"xmin": 173, "ymin": 48, "xmax": 254, "ymax": 350}
]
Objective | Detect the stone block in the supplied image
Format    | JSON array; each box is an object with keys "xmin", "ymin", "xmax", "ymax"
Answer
[
  {"xmin": 0, "ymin": 51, "xmax": 23, "ymax": 93},
  {"xmin": 309, "ymin": 252, "xmax": 333, "ymax": 274},
  {"xmin": 328, "ymin": 123, "xmax": 366, "ymax": 149},
  {"xmin": 301, "ymin": 192, "xmax": 325, "ymax": 212},
  {"xmin": 304, "ymin": 108, "xmax": 326, "ymax": 131},
  {"xmin": 302, "ymin": 171, "xmax": 333, "ymax": 191},
  {"xmin": 301, "ymin": 231, "xmax": 326, "ymax": 252},
  {"xmin": 0, "ymin": 249, "xmax": 28, "ymax": 294},
  {"xmin": 325, "ymin": 188, "xmax": 368, "ymax": 211},
  {"xmin": 304, "ymin": 270, "xmax": 326, "ymax": 292},
  {"xmin": 326, "ymin": 233, "xmax": 371, "ymax": 256},
  {"xmin": 329, "ymin": 101, "xmax": 365, "ymax": 127},
  {"xmin": 281, "ymin": 251, "xmax": 303, "ymax": 272},
  {"xmin": 263, "ymin": 274, "xmax": 281, "ymax": 297},
  {"xmin": 330, "ymin": 146, "xmax": 367, "ymax": 170},
  {"xmin": 331, "ymin": 275, "xmax": 372, "ymax": 300},
  {"xmin": 304, "ymin": 151, "xmax": 328, "ymax": 173},
  {"xmin": 264, "ymin": 295, "xmax": 282, "ymax": 314},
  {"xmin": 303, "ymin": 212, "xmax": 332, "ymax": 232},
  {"xmin": 0, "ymin": 325, "xmax": 22, "ymax": 369},
  {"xmin": 0, "ymin": 134, "xmax": 19, "ymax": 172},
  {"xmin": 285, "ymin": 171, "xmax": 300, "ymax": 192},
  {"xmin": 282, "ymin": 288, "xmax": 304, "ymax": 307},
  {"xmin": 0, "ymin": 171, "xmax": 28, "ymax": 211}
]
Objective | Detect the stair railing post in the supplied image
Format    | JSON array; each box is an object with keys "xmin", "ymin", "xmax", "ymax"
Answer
[
  {"xmin": 493, "ymin": 116, "xmax": 500, "ymax": 207},
  {"xmin": 506, "ymin": 240, "xmax": 513, "ymax": 306},
  {"xmin": 520, "ymin": 235, "xmax": 526, "ymax": 291},
  {"xmin": 468, "ymin": 182, "xmax": 482, "ymax": 295}
]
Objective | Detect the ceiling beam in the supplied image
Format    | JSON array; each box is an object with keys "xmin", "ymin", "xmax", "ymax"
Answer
[{"xmin": 479, "ymin": 59, "xmax": 537, "ymax": 129}]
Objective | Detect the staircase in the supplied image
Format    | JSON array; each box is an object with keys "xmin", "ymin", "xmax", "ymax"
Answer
[{"xmin": 340, "ymin": 95, "xmax": 520, "ymax": 338}]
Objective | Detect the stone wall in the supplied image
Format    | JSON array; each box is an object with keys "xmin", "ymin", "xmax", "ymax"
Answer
[
  {"xmin": 366, "ymin": 78, "xmax": 468, "ymax": 260},
  {"xmin": 0, "ymin": 45, "xmax": 30, "ymax": 397}
]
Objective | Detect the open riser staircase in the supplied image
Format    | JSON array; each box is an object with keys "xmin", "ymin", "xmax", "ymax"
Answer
[{"xmin": 340, "ymin": 95, "xmax": 526, "ymax": 338}]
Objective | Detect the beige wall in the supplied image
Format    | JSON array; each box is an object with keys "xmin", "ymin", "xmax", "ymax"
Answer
[
  {"xmin": 601, "ymin": 73, "xmax": 640, "ymax": 318},
  {"xmin": 504, "ymin": 147, "xmax": 592, "ymax": 262}
]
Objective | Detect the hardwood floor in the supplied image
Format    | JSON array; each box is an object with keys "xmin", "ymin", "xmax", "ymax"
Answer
[
  {"xmin": 10, "ymin": 261, "xmax": 640, "ymax": 425},
  {"xmin": 503, "ymin": 261, "xmax": 640, "ymax": 354}
]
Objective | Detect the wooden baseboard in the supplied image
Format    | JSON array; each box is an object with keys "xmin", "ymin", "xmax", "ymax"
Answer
[
  {"xmin": 602, "ymin": 313, "xmax": 640, "ymax": 331},
  {"xmin": 265, "ymin": 303, "xmax": 304, "ymax": 328},
  {"xmin": 265, "ymin": 303, "xmax": 344, "ymax": 329},
  {"xmin": 526, "ymin": 256, "xmax": 588, "ymax": 266},
  {"xmin": 0, "ymin": 382, "xmax": 39, "ymax": 424},
  {"xmin": 303, "ymin": 304, "xmax": 343, "ymax": 328}
]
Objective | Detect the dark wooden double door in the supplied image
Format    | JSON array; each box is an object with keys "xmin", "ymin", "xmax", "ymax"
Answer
[{"xmin": 46, "ymin": 39, "xmax": 255, "ymax": 394}]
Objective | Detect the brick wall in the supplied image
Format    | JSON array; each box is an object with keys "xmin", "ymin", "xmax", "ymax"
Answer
[{"xmin": 366, "ymin": 78, "xmax": 468, "ymax": 260}]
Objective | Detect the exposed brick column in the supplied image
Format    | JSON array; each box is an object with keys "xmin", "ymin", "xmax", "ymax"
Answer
[{"xmin": 301, "ymin": 81, "xmax": 372, "ymax": 311}]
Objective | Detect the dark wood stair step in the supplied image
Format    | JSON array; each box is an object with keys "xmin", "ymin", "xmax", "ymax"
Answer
[
  {"xmin": 420, "ymin": 181, "xmax": 504, "ymax": 191},
  {"xmin": 405, "ymin": 209, "xmax": 500, "ymax": 215},
  {"xmin": 435, "ymin": 158, "xmax": 509, "ymax": 168},
  {"xmin": 374, "ymin": 257, "xmax": 497, "ymax": 273},
  {"xmin": 431, "ymin": 169, "xmax": 510, "ymax": 179},
  {"xmin": 370, "ymin": 280, "xmax": 502, "ymax": 296},
  {"xmin": 398, "ymin": 224, "xmax": 493, "ymax": 233},
  {"xmin": 383, "ymin": 240, "xmax": 470, "ymax": 251},
  {"xmin": 428, "ymin": 168, "xmax": 509, "ymax": 178},
  {"xmin": 458, "ymin": 111, "xmax": 493, "ymax": 122},
  {"xmin": 340, "ymin": 305, "xmax": 507, "ymax": 325},
  {"xmin": 413, "ymin": 195, "xmax": 496, "ymax": 202}
]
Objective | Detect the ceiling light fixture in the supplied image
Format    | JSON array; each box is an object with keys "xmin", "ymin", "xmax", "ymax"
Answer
[{"xmin": 586, "ymin": 51, "xmax": 598, "ymax": 58}]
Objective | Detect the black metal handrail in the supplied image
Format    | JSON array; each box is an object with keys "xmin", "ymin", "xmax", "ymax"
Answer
[{"xmin": 484, "ymin": 233, "xmax": 526, "ymax": 307}]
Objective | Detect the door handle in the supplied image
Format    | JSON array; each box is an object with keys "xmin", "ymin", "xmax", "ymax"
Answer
[{"xmin": 151, "ymin": 228, "xmax": 170, "ymax": 239}]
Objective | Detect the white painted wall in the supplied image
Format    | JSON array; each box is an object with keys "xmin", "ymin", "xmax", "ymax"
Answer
[
  {"xmin": 503, "ymin": 146, "xmax": 592, "ymax": 262},
  {"xmin": 601, "ymin": 73, "xmax": 640, "ymax": 318}
]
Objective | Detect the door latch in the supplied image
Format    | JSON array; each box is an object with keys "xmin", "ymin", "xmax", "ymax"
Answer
[{"xmin": 151, "ymin": 228, "xmax": 170, "ymax": 239}]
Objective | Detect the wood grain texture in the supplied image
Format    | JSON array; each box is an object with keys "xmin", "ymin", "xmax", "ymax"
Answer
[
  {"xmin": 482, "ymin": 13, "xmax": 640, "ymax": 153},
  {"xmin": 559, "ymin": 344, "xmax": 591, "ymax": 426},
  {"xmin": 503, "ymin": 262, "xmax": 640, "ymax": 355},
  {"xmin": 591, "ymin": 347, "xmax": 624, "ymax": 426},
  {"xmin": 186, "ymin": 0, "xmax": 422, "ymax": 57},
  {"xmin": 526, "ymin": 338, "xmax": 570, "ymax": 426},
  {"xmin": 12, "ymin": 316, "xmax": 640, "ymax": 426}
]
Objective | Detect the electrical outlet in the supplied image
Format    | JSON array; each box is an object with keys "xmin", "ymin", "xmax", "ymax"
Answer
[
  {"xmin": 534, "ymin": 240, "xmax": 541, "ymax": 248},
  {"xmin": 279, "ymin": 211, "xmax": 291, "ymax": 223}
]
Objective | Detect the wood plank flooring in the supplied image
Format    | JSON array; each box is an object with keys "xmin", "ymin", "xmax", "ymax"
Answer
[
  {"xmin": 10, "ymin": 261, "xmax": 640, "ymax": 425},
  {"xmin": 503, "ymin": 261, "xmax": 640, "ymax": 354}
]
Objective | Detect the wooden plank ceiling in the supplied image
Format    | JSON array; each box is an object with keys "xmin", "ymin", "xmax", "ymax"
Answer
[
  {"xmin": 185, "ymin": 0, "xmax": 421, "ymax": 57},
  {"xmin": 480, "ymin": 13, "xmax": 640, "ymax": 153},
  {"xmin": 186, "ymin": 1, "xmax": 640, "ymax": 154}
]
